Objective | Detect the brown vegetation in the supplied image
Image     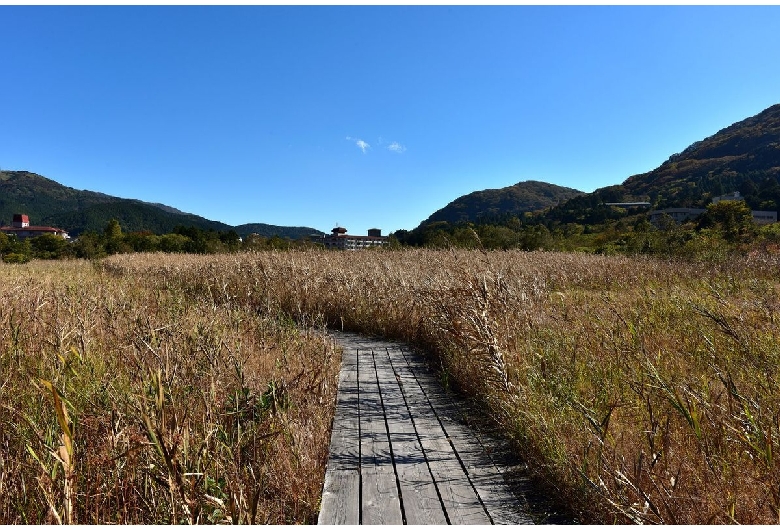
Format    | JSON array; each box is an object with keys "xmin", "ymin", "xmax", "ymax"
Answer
[
  {"xmin": 0, "ymin": 260, "xmax": 338, "ymax": 524},
  {"xmin": 101, "ymin": 249, "xmax": 780, "ymax": 524},
  {"xmin": 3, "ymin": 248, "xmax": 780, "ymax": 524}
]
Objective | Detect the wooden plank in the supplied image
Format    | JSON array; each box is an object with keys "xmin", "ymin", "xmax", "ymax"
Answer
[
  {"xmin": 318, "ymin": 470, "xmax": 360, "ymax": 525},
  {"xmin": 439, "ymin": 421, "xmax": 533, "ymax": 524},
  {"xmin": 372, "ymin": 346, "xmax": 412, "ymax": 425},
  {"xmin": 397, "ymin": 346, "xmax": 533, "ymax": 524},
  {"xmin": 357, "ymin": 347, "xmax": 403, "ymax": 524},
  {"xmin": 375, "ymin": 346, "xmax": 448, "ymax": 525},
  {"xmin": 358, "ymin": 349, "xmax": 393, "ymax": 470},
  {"xmin": 319, "ymin": 344, "xmax": 360, "ymax": 525},
  {"xmin": 325, "ymin": 346, "xmax": 360, "ymax": 471},
  {"xmin": 390, "ymin": 433, "xmax": 449, "ymax": 525},
  {"xmin": 418, "ymin": 432, "xmax": 491, "ymax": 525},
  {"xmin": 321, "ymin": 333, "xmax": 537, "ymax": 525},
  {"xmin": 391, "ymin": 350, "xmax": 491, "ymax": 525},
  {"xmin": 361, "ymin": 469, "xmax": 403, "ymax": 525},
  {"xmin": 466, "ymin": 465, "xmax": 535, "ymax": 524}
]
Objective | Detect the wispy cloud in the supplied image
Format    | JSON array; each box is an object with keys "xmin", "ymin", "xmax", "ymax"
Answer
[
  {"xmin": 387, "ymin": 141, "xmax": 406, "ymax": 153},
  {"xmin": 356, "ymin": 139, "xmax": 370, "ymax": 153},
  {"xmin": 346, "ymin": 136, "xmax": 370, "ymax": 154},
  {"xmin": 347, "ymin": 135, "xmax": 406, "ymax": 154}
]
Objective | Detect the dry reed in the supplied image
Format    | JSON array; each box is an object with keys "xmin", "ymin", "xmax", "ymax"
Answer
[
  {"xmin": 100, "ymin": 248, "xmax": 780, "ymax": 524},
  {"xmin": 0, "ymin": 259, "xmax": 338, "ymax": 524},
  {"xmin": 4, "ymin": 249, "xmax": 779, "ymax": 524}
]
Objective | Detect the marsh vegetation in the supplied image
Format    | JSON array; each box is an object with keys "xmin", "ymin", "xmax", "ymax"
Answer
[{"xmin": 2, "ymin": 248, "xmax": 779, "ymax": 523}]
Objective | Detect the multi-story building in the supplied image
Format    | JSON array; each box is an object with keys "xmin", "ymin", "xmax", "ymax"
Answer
[
  {"xmin": 649, "ymin": 192, "xmax": 778, "ymax": 226},
  {"xmin": 648, "ymin": 207, "xmax": 707, "ymax": 225},
  {"xmin": 0, "ymin": 214, "xmax": 70, "ymax": 240},
  {"xmin": 322, "ymin": 227, "xmax": 389, "ymax": 250}
]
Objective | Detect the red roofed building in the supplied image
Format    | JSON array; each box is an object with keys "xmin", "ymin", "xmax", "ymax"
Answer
[{"xmin": 1, "ymin": 214, "xmax": 70, "ymax": 240}]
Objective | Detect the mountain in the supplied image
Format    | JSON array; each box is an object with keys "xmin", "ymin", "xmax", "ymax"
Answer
[
  {"xmin": 233, "ymin": 223, "xmax": 325, "ymax": 239},
  {"xmin": 540, "ymin": 104, "xmax": 780, "ymax": 226},
  {"xmin": 622, "ymin": 103, "xmax": 780, "ymax": 208},
  {"xmin": 406, "ymin": 103, "xmax": 780, "ymax": 234},
  {"xmin": 0, "ymin": 170, "xmax": 324, "ymax": 238},
  {"xmin": 417, "ymin": 180, "xmax": 584, "ymax": 227}
]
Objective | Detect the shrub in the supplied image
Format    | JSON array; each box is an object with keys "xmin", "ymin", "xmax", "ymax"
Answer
[{"xmin": 2, "ymin": 252, "xmax": 30, "ymax": 263}]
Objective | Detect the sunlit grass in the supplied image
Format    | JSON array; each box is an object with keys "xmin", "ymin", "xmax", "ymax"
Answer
[
  {"xmin": 3, "ymin": 249, "xmax": 779, "ymax": 523},
  {"xmin": 102, "ymin": 249, "xmax": 780, "ymax": 524},
  {"xmin": 0, "ymin": 259, "xmax": 338, "ymax": 524}
]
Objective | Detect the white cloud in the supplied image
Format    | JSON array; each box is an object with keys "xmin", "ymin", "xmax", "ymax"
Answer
[
  {"xmin": 346, "ymin": 136, "xmax": 370, "ymax": 154},
  {"xmin": 346, "ymin": 135, "xmax": 405, "ymax": 154},
  {"xmin": 387, "ymin": 141, "xmax": 406, "ymax": 153}
]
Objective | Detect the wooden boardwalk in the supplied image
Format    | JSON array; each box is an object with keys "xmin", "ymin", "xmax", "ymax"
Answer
[{"xmin": 318, "ymin": 333, "xmax": 535, "ymax": 525}]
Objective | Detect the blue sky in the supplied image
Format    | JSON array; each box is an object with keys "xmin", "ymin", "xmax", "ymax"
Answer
[{"xmin": 2, "ymin": 6, "xmax": 780, "ymax": 235}]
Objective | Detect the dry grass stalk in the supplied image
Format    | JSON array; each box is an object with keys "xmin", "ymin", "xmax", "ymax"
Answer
[
  {"xmin": 3, "ymin": 249, "xmax": 780, "ymax": 523},
  {"xmin": 0, "ymin": 259, "xmax": 338, "ymax": 524},
  {"xmin": 99, "ymin": 249, "xmax": 780, "ymax": 524}
]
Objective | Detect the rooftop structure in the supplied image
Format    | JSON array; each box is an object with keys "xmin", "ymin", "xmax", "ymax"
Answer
[
  {"xmin": 605, "ymin": 202, "xmax": 652, "ymax": 207},
  {"xmin": 711, "ymin": 191, "xmax": 743, "ymax": 204}
]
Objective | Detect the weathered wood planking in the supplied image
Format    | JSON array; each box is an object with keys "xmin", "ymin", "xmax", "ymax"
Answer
[
  {"xmin": 318, "ymin": 346, "xmax": 360, "ymax": 525},
  {"xmin": 358, "ymin": 346, "xmax": 403, "ymax": 524},
  {"xmin": 391, "ymin": 347, "xmax": 492, "ymax": 525},
  {"xmin": 318, "ymin": 470, "xmax": 360, "ymax": 525},
  {"xmin": 397, "ymin": 345, "xmax": 535, "ymax": 525},
  {"xmin": 326, "ymin": 346, "xmax": 360, "ymax": 471},
  {"xmin": 374, "ymin": 346, "xmax": 449, "ymax": 525},
  {"xmin": 319, "ymin": 333, "xmax": 532, "ymax": 525}
]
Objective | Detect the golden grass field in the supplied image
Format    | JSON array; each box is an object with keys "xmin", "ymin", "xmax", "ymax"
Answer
[{"xmin": 2, "ymin": 249, "xmax": 779, "ymax": 523}]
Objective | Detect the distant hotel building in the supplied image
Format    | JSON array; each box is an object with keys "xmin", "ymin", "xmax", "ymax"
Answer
[
  {"xmin": 0, "ymin": 214, "xmax": 70, "ymax": 240},
  {"xmin": 648, "ymin": 207, "xmax": 707, "ymax": 224},
  {"xmin": 648, "ymin": 192, "xmax": 777, "ymax": 226},
  {"xmin": 322, "ymin": 227, "xmax": 389, "ymax": 250}
]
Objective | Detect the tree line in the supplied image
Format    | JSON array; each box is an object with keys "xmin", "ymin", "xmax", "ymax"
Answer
[
  {"xmin": 0, "ymin": 220, "xmax": 319, "ymax": 263},
  {"xmin": 3, "ymin": 201, "xmax": 780, "ymax": 263},
  {"xmin": 394, "ymin": 200, "xmax": 780, "ymax": 260}
]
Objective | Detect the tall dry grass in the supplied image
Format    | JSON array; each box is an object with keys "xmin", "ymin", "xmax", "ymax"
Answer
[
  {"xmin": 100, "ymin": 248, "xmax": 780, "ymax": 524},
  {"xmin": 0, "ymin": 259, "xmax": 338, "ymax": 524}
]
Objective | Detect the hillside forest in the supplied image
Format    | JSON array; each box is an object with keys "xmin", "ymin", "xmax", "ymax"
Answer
[
  {"xmin": 2, "ymin": 197, "xmax": 780, "ymax": 264},
  {"xmin": 0, "ymin": 220, "xmax": 325, "ymax": 263}
]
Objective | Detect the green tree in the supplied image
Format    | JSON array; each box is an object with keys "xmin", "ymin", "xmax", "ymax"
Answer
[
  {"xmin": 518, "ymin": 224, "xmax": 551, "ymax": 251},
  {"xmin": 159, "ymin": 233, "xmax": 190, "ymax": 253},
  {"xmin": 73, "ymin": 232, "xmax": 106, "ymax": 259},
  {"xmin": 2, "ymin": 252, "xmax": 30, "ymax": 264},
  {"xmin": 699, "ymin": 200, "xmax": 756, "ymax": 243},
  {"xmin": 103, "ymin": 219, "xmax": 130, "ymax": 254},
  {"xmin": 124, "ymin": 231, "xmax": 160, "ymax": 252},
  {"xmin": 31, "ymin": 234, "xmax": 70, "ymax": 259},
  {"xmin": 218, "ymin": 230, "xmax": 242, "ymax": 252},
  {"xmin": 2, "ymin": 237, "xmax": 32, "ymax": 262},
  {"xmin": 477, "ymin": 225, "xmax": 518, "ymax": 249},
  {"xmin": 104, "ymin": 219, "xmax": 123, "ymax": 240}
]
